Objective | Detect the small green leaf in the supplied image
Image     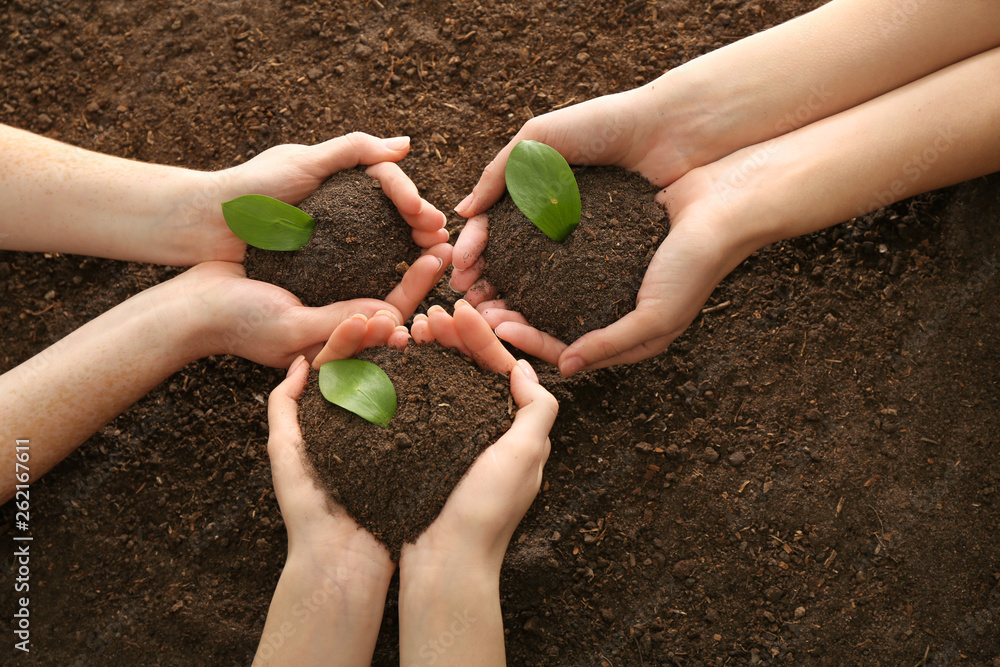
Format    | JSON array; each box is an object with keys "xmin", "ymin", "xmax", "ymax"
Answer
[
  {"xmin": 319, "ymin": 359, "xmax": 397, "ymax": 428},
  {"xmin": 222, "ymin": 194, "xmax": 316, "ymax": 251},
  {"xmin": 504, "ymin": 140, "xmax": 582, "ymax": 242}
]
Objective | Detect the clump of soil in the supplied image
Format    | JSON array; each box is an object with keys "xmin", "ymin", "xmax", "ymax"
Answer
[
  {"xmin": 298, "ymin": 344, "xmax": 512, "ymax": 560},
  {"xmin": 483, "ymin": 167, "xmax": 667, "ymax": 342},
  {"xmin": 244, "ymin": 168, "xmax": 421, "ymax": 307}
]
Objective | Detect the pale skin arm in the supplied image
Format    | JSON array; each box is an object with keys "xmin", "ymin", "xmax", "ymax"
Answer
[
  {"xmin": 0, "ymin": 262, "xmax": 428, "ymax": 505},
  {"xmin": 0, "ymin": 125, "xmax": 449, "ymax": 265},
  {"xmin": 453, "ymin": 0, "xmax": 1000, "ymax": 219}
]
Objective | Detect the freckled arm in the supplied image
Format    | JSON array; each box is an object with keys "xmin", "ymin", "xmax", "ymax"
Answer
[
  {"xmin": 0, "ymin": 276, "xmax": 208, "ymax": 504},
  {"xmin": 0, "ymin": 123, "xmax": 225, "ymax": 265}
]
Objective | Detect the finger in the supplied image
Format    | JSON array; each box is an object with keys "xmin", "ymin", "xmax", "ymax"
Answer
[
  {"xmin": 365, "ymin": 163, "xmax": 449, "ymax": 233},
  {"xmin": 411, "ymin": 227, "xmax": 451, "ymax": 248},
  {"xmin": 454, "ymin": 143, "xmax": 518, "ymax": 217},
  {"xmin": 463, "ymin": 278, "xmax": 497, "ymax": 307},
  {"xmin": 266, "ymin": 356, "xmax": 311, "ymax": 492},
  {"xmin": 477, "ymin": 301, "xmax": 521, "ymax": 327},
  {"xmin": 310, "ymin": 132, "xmax": 410, "ymax": 174},
  {"xmin": 427, "ymin": 305, "xmax": 470, "ymax": 355},
  {"xmin": 454, "ymin": 300, "xmax": 516, "ymax": 374},
  {"xmin": 361, "ymin": 310, "xmax": 399, "ymax": 349},
  {"xmin": 411, "ymin": 313, "xmax": 432, "ymax": 344},
  {"xmin": 452, "ymin": 214, "xmax": 490, "ymax": 270},
  {"xmin": 495, "ymin": 321, "xmax": 567, "ymax": 366},
  {"xmin": 383, "ymin": 252, "xmax": 448, "ymax": 320},
  {"xmin": 312, "ymin": 314, "xmax": 369, "ymax": 368},
  {"xmin": 387, "ymin": 326, "xmax": 410, "ymax": 350},
  {"xmin": 293, "ymin": 299, "xmax": 404, "ymax": 361},
  {"xmin": 488, "ymin": 361, "xmax": 558, "ymax": 475},
  {"xmin": 557, "ymin": 305, "xmax": 676, "ymax": 376},
  {"xmin": 449, "ymin": 256, "xmax": 484, "ymax": 293},
  {"xmin": 561, "ymin": 331, "xmax": 676, "ymax": 373}
]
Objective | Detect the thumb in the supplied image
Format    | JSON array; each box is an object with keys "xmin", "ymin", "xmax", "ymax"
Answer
[
  {"xmin": 309, "ymin": 132, "xmax": 410, "ymax": 174},
  {"xmin": 266, "ymin": 356, "xmax": 311, "ymax": 494}
]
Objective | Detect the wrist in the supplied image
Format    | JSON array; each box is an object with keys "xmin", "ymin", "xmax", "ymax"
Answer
[{"xmin": 283, "ymin": 549, "xmax": 394, "ymax": 610}]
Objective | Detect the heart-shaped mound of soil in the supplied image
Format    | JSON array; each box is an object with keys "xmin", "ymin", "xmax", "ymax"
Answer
[
  {"xmin": 244, "ymin": 168, "xmax": 421, "ymax": 307},
  {"xmin": 298, "ymin": 344, "xmax": 512, "ymax": 560},
  {"xmin": 482, "ymin": 166, "xmax": 668, "ymax": 342}
]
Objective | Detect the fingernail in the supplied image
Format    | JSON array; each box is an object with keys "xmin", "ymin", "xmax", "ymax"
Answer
[
  {"xmin": 413, "ymin": 313, "xmax": 428, "ymax": 322},
  {"xmin": 454, "ymin": 193, "xmax": 474, "ymax": 214},
  {"xmin": 375, "ymin": 309, "xmax": 400, "ymax": 326},
  {"xmin": 436, "ymin": 256, "xmax": 444, "ymax": 270},
  {"xmin": 287, "ymin": 355, "xmax": 306, "ymax": 377},
  {"xmin": 383, "ymin": 136, "xmax": 410, "ymax": 151},
  {"xmin": 350, "ymin": 313, "xmax": 369, "ymax": 323},
  {"xmin": 517, "ymin": 359, "xmax": 538, "ymax": 382},
  {"xmin": 427, "ymin": 304, "xmax": 446, "ymax": 315},
  {"xmin": 561, "ymin": 356, "xmax": 585, "ymax": 377},
  {"xmin": 455, "ymin": 299, "xmax": 472, "ymax": 309}
]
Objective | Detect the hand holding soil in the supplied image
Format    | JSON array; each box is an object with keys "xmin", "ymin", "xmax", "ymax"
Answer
[
  {"xmin": 257, "ymin": 305, "xmax": 557, "ymax": 665},
  {"xmin": 242, "ymin": 160, "xmax": 452, "ymax": 308}
]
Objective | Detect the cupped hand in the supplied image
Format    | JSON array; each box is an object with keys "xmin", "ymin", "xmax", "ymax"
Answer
[
  {"xmin": 450, "ymin": 84, "xmax": 703, "ymax": 289},
  {"xmin": 266, "ymin": 354, "xmax": 394, "ymax": 575},
  {"xmin": 197, "ymin": 133, "xmax": 450, "ymax": 263},
  {"xmin": 179, "ymin": 256, "xmax": 447, "ymax": 367},
  {"xmin": 475, "ymin": 155, "xmax": 768, "ymax": 374},
  {"xmin": 401, "ymin": 356, "xmax": 558, "ymax": 570}
]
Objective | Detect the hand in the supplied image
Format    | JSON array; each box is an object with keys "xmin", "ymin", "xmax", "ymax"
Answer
[
  {"xmin": 479, "ymin": 142, "xmax": 781, "ymax": 374},
  {"xmin": 399, "ymin": 304, "xmax": 558, "ymax": 666},
  {"xmin": 449, "ymin": 85, "xmax": 703, "ymax": 291},
  {"xmin": 177, "ymin": 257, "xmax": 447, "ymax": 368},
  {"xmin": 256, "ymin": 352, "xmax": 395, "ymax": 666},
  {"xmin": 193, "ymin": 133, "xmax": 450, "ymax": 264},
  {"xmin": 267, "ymin": 354, "xmax": 394, "ymax": 574},
  {"xmin": 407, "ymin": 299, "xmax": 558, "ymax": 563}
]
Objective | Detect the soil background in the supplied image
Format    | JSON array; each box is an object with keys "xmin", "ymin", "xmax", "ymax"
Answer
[{"xmin": 1, "ymin": 1, "xmax": 998, "ymax": 666}]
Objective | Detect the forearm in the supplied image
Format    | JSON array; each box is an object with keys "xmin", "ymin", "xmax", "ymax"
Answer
[
  {"xmin": 253, "ymin": 556, "xmax": 391, "ymax": 667},
  {"xmin": 399, "ymin": 557, "xmax": 505, "ymax": 667},
  {"xmin": 0, "ymin": 124, "xmax": 234, "ymax": 265},
  {"xmin": 645, "ymin": 0, "xmax": 1000, "ymax": 169},
  {"xmin": 731, "ymin": 45, "xmax": 1000, "ymax": 248},
  {"xmin": 0, "ymin": 277, "xmax": 210, "ymax": 503}
]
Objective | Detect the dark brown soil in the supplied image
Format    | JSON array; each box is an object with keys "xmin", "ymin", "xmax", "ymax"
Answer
[
  {"xmin": 244, "ymin": 168, "xmax": 421, "ymax": 306},
  {"xmin": 2, "ymin": 1, "xmax": 999, "ymax": 666},
  {"xmin": 300, "ymin": 344, "xmax": 512, "ymax": 560},
  {"xmin": 484, "ymin": 167, "xmax": 667, "ymax": 342}
]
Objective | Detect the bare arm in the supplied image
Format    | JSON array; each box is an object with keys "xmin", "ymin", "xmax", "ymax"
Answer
[
  {"xmin": 552, "ymin": 44, "xmax": 1000, "ymax": 374},
  {"xmin": 456, "ymin": 0, "xmax": 1000, "ymax": 217},
  {"xmin": 0, "ymin": 125, "xmax": 448, "ymax": 265},
  {"xmin": 0, "ymin": 262, "xmax": 431, "ymax": 504}
]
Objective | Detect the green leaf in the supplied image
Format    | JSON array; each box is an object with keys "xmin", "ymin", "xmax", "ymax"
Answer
[
  {"xmin": 318, "ymin": 359, "xmax": 397, "ymax": 428},
  {"xmin": 221, "ymin": 194, "xmax": 316, "ymax": 251},
  {"xmin": 504, "ymin": 140, "xmax": 582, "ymax": 242}
]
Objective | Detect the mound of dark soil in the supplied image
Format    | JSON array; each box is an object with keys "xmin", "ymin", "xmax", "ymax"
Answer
[
  {"xmin": 298, "ymin": 344, "xmax": 512, "ymax": 560},
  {"xmin": 244, "ymin": 168, "xmax": 420, "ymax": 306},
  {"xmin": 483, "ymin": 166, "xmax": 667, "ymax": 342}
]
